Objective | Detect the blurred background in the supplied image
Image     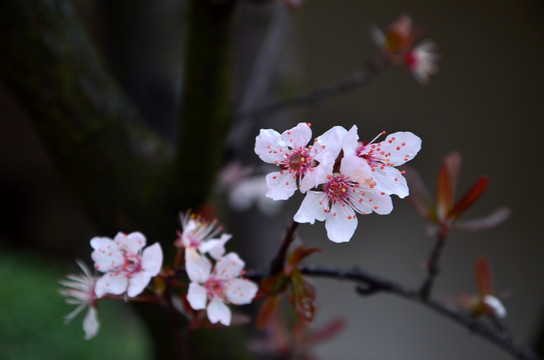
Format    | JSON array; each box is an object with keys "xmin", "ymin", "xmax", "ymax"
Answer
[{"xmin": 1, "ymin": 0, "xmax": 543, "ymax": 359}]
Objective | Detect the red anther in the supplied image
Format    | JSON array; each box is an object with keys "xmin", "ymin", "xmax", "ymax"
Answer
[
  {"xmin": 401, "ymin": 170, "xmax": 406, "ymax": 174},
  {"xmin": 396, "ymin": 146, "xmax": 401, "ymax": 150},
  {"xmin": 401, "ymin": 142, "xmax": 406, "ymax": 146},
  {"xmin": 307, "ymin": 122, "xmax": 312, "ymax": 127},
  {"xmin": 374, "ymin": 206, "xmax": 379, "ymax": 209}
]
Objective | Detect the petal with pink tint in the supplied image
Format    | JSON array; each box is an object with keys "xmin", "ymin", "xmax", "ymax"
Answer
[
  {"xmin": 90, "ymin": 237, "xmax": 124, "ymax": 272},
  {"xmin": 325, "ymin": 203, "xmax": 357, "ymax": 243},
  {"xmin": 117, "ymin": 232, "xmax": 147, "ymax": 254},
  {"xmin": 265, "ymin": 171, "xmax": 297, "ymax": 200},
  {"xmin": 280, "ymin": 123, "xmax": 311, "ymax": 149},
  {"xmin": 127, "ymin": 272, "xmax": 152, "ymax": 297},
  {"xmin": 95, "ymin": 271, "xmax": 128, "ymax": 297},
  {"xmin": 294, "ymin": 191, "xmax": 328, "ymax": 224},
  {"xmin": 187, "ymin": 283, "xmax": 207, "ymax": 310},
  {"xmin": 83, "ymin": 307, "xmax": 100, "ymax": 340},
  {"xmin": 141, "ymin": 242, "xmax": 163, "ymax": 276},
  {"xmin": 224, "ymin": 278, "xmax": 258, "ymax": 305},
  {"xmin": 214, "ymin": 252, "xmax": 245, "ymax": 280},
  {"xmin": 185, "ymin": 249, "xmax": 212, "ymax": 284},
  {"xmin": 371, "ymin": 166, "xmax": 409, "ymax": 198},
  {"xmin": 379, "ymin": 132, "xmax": 421, "ymax": 166},
  {"xmin": 207, "ymin": 298, "xmax": 232, "ymax": 325},
  {"xmin": 254, "ymin": 129, "xmax": 287, "ymax": 164}
]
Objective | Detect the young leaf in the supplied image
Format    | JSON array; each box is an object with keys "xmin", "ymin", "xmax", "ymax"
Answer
[
  {"xmin": 448, "ymin": 176, "xmax": 489, "ymax": 221},
  {"xmin": 288, "ymin": 270, "xmax": 317, "ymax": 323}
]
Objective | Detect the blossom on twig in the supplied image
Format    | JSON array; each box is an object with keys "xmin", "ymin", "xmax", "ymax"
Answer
[
  {"xmin": 458, "ymin": 257, "xmax": 507, "ymax": 319},
  {"xmin": 255, "ymin": 122, "xmax": 347, "ymax": 200},
  {"xmin": 91, "ymin": 232, "xmax": 163, "ymax": 297},
  {"xmin": 185, "ymin": 249, "xmax": 258, "ymax": 326},
  {"xmin": 371, "ymin": 14, "xmax": 439, "ymax": 84},
  {"xmin": 59, "ymin": 260, "xmax": 101, "ymax": 339},
  {"xmin": 175, "ymin": 211, "xmax": 231, "ymax": 260}
]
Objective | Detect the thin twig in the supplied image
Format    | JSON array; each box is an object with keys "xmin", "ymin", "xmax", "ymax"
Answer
[
  {"xmin": 247, "ymin": 265, "xmax": 541, "ymax": 360},
  {"xmin": 268, "ymin": 221, "xmax": 299, "ymax": 276},
  {"xmin": 420, "ymin": 232, "xmax": 448, "ymax": 299},
  {"xmin": 237, "ymin": 58, "xmax": 389, "ymax": 121}
]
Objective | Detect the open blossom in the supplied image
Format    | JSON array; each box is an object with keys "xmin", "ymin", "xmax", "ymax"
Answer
[
  {"xmin": 59, "ymin": 260, "xmax": 100, "ymax": 340},
  {"xmin": 342, "ymin": 126, "xmax": 422, "ymax": 198},
  {"xmin": 175, "ymin": 212, "xmax": 231, "ymax": 260},
  {"xmin": 371, "ymin": 14, "xmax": 439, "ymax": 84},
  {"xmin": 255, "ymin": 122, "xmax": 347, "ymax": 200},
  {"xmin": 294, "ymin": 152, "xmax": 393, "ymax": 243},
  {"xmin": 405, "ymin": 41, "xmax": 440, "ymax": 85},
  {"xmin": 91, "ymin": 232, "xmax": 163, "ymax": 298},
  {"xmin": 185, "ymin": 249, "xmax": 258, "ymax": 326}
]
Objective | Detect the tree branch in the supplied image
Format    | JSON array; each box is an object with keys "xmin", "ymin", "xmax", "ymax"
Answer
[
  {"xmin": 248, "ymin": 264, "xmax": 540, "ymax": 360},
  {"xmin": 237, "ymin": 58, "xmax": 389, "ymax": 120}
]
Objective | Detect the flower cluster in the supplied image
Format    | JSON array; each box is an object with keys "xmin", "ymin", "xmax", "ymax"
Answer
[
  {"xmin": 179, "ymin": 213, "xmax": 258, "ymax": 326},
  {"xmin": 371, "ymin": 14, "xmax": 440, "ymax": 84},
  {"xmin": 60, "ymin": 232, "xmax": 164, "ymax": 339},
  {"xmin": 255, "ymin": 122, "xmax": 421, "ymax": 242}
]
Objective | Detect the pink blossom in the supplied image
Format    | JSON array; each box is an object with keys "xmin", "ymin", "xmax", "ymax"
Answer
[
  {"xmin": 59, "ymin": 260, "xmax": 100, "ymax": 339},
  {"xmin": 91, "ymin": 232, "xmax": 163, "ymax": 298},
  {"xmin": 175, "ymin": 212, "xmax": 231, "ymax": 260},
  {"xmin": 294, "ymin": 152, "xmax": 393, "ymax": 243},
  {"xmin": 185, "ymin": 249, "xmax": 258, "ymax": 326},
  {"xmin": 255, "ymin": 123, "xmax": 347, "ymax": 200},
  {"xmin": 404, "ymin": 41, "xmax": 440, "ymax": 85},
  {"xmin": 343, "ymin": 125, "xmax": 422, "ymax": 199}
]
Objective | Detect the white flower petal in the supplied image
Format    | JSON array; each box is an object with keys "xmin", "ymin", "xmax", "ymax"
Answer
[
  {"xmin": 141, "ymin": 242, "xmax": 163, "ymax": 276},
  {"xmin": 255, "ymin": 129, "xmax": 287, "ymax": 164},
  {"xmin": 312, "ymin": 125, "xmax": 348, "ymax": 162},
  {"xmin": 379, "ymin": 132, "xmax": 421, "ymax": 166},
  {"xmin": 95, "ymin": 272, "xmax": 128, "ymax": 297},
  {"xmin": 199, "ymin": 233, "xmax": 231, "ymax": 260},
  {"xmin": 83, "ymin": 307, "xmax": 100, "ymax": 340},
  {"xmin": 294, "ymin": 191, "xmax": 328, "ymax": 224},
  {"xmin": 207, "ymin": 298, "xmax": 231, "ymax": 326},
  {"xmin": 265, "ymin": 171, "xmax": 297, "ymax": 200},
  {"xmin": 187, "ymin": 283, "xmax": 208, "ymax": 310},
  {"xmin": 224, "ymin": 278, "xmax": 258, "ymax": 305},
  {"xmin": 340, "ymin": 154, "xmax": 372, "ymax": 185},
  {"xmin": 280, "ymin": 123, "xmax": 311, "ymax": 149},
  {"xmin": 341, "ymin": 125, "xmax": 360, "ymax": 156},
  {"xmin": 185, "ymin": 249, "xmax": 212, "ymax": 284},
  {"xmin": 483, "ymin": 295, "xmax": 507, "ymax": 318},
  {"xmin": 325, "ymin": 203, "xmax": 358, "ymax": 243},
  {"xmin": 372, "ymin": 166, "xmax": 409, "ymax": 198},
  {"xmin": 121, "ymin": 232, "xmax": 147, "ymax": 254},
  {"xmin": 214, "ymin": 252, "xmax": 244, "ymax": 280},
  {"xmin": 90, "ymin": 237, "xmax": 123, "ymax": 272},
  {"xmin": 127, "ymin": 272, "xmax": 152, "ymax": 297},
  {"xmin": 362, "ymin": 188, "xmax": 394, "ymax": 215}
]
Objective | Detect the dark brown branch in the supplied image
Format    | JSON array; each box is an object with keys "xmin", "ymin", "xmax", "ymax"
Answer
[
  {"xmin": 237, "ymin": 58, "xmax": 389, "ymax": 121},
  {"xmin": 420, "ymin": 232, "xmax": 448, "ymax": 299},
  {"xmin": 268, "ymin": 221, "xmax": 299, "ymax": 276},
  {"xmin": 248, "ymin": 265, "xmax": 540, "ymax": 360}
]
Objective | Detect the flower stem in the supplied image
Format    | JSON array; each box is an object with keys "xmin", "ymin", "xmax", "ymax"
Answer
[
  {"xmin": 268, "ymin": 221, "xmax": 299, "ymax": 276},
  {"xmin": 420, "ymin": 231, "xmax": 448, "ymax": 299}
]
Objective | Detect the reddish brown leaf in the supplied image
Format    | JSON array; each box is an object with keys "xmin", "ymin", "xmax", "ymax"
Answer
[
  {"xmin": 448, "ymin": 176, "xmax": 489, "ymax": 220},
  {"xmin": 302, "ymin": 318, "xmax": 346, "ymax": 348},
  {"xmin": 288, "ymin": 246, "xmax": 322, "ymax": 267},
  {"xmin": 288, "ymin": 270, "xmax": 317, "ymax": 323},
  {"xmin": 260, "ymin": 273, "xmax": 289, "ymax": 296},
  {"xmin": 475, "ymin": 256, "xmax": 494, "ymax": 296},
  {"xmin": 436, "ymin": 152, "xmax": 461, "ymax": 219},
  {"xmin": 257, "ymin": 295, "xmax": 282, "ymax": 329}
]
